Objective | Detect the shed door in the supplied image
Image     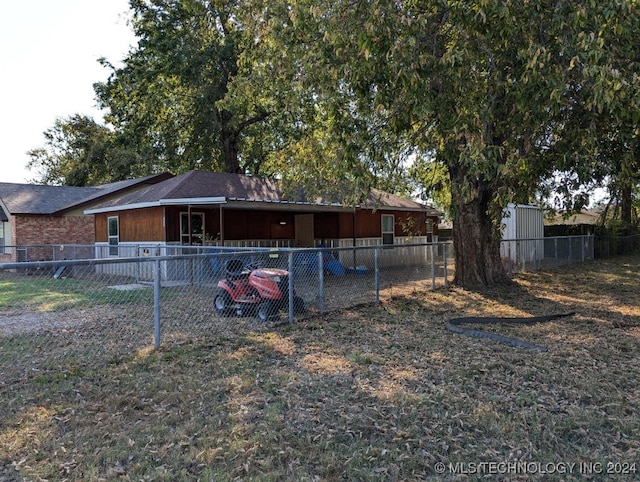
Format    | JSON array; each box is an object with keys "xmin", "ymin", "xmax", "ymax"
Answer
[{"xmin": 295, "ymin": 214, "xmax": 314, "ymax": 247}]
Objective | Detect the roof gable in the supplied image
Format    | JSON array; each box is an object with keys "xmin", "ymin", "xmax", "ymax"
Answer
[
  {"xmin": 0, "ymin": 183, "xmax": 98, "ymax": 215},
  {"xmin": 0, "ymin": 173, "xmax": 173, "ymax": 215}
]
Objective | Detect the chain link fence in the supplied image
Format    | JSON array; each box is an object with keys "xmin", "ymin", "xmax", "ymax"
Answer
[
  {"xmin": 0, "ymin": 243, "xmax": 452, "ymax": 384},
  {"xmin": 500, "ymin": 234, "xmax": 640, "ymax": 274},
  {"xmin": 501, "ymin": 235, "xmax": 594, "ymax": 275},
  {"xmin": 3, "ymin": 234, "xmax": 638, "ymax": 384},
  {"xmin": 594, "ymin": 234, "xmax": 640, "ymax": 258}
]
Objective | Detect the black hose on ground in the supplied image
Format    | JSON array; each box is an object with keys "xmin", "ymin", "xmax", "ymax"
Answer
[{"xmin": 447, "ymin": 312, "xmax": 576, "ymax": 352}]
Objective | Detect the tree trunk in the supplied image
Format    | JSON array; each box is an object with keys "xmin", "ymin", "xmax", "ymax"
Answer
[
  {"xmin": 222, "ymin": 128, "xmax": 241, "ymax": 174},
  {"xmin": 449, "ymin": 165, "xmax": 510, "ymax": 288},
  {"xmin": 219, "ymin": 108, "xmax": 270, "ymax": 174},
  {"xmin": 620, "ymin": 183, "xmax": 633, "ymax": 236},
  {"xmin": 220, "ymin": 109, "xmax": 241, "ymax": 174}
]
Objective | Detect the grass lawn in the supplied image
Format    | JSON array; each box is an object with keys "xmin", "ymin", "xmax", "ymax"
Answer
[
  {"xmin": 0, "ymin": 273, "xmax": 155, "ymax": 311},
  {"xmin": 1, "ymin": 256, "xmax": 639, "ymax": 481}
]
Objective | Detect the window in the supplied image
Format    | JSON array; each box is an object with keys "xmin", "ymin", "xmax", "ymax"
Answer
[
  {"xmin": 108, "ymin": 216, "xmax": 119, "ymax": 256},
  {"xmin": 181, "ymin": 212, "xmax": 205, "ymax": 245},
  {"xmin": 0, "ymin": 222, "xmax": 5, "ymax": 254},
  {"xmin": 381, "ymin": 214, "xmax": 394, "ymax": 245}
]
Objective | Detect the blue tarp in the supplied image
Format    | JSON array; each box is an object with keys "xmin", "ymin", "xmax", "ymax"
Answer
[{"xmin": 325, "ymin": 259, "xmax": 346, "ymax": 276}]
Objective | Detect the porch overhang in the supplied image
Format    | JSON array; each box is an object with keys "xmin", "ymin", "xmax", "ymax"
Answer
[
  {"xmin": 84, "ymin": 197, "xmax": 227, "ymax": 214},
  {"xmin": 223, "ymin": 198, "xmax": 353, "ymax": 213}
]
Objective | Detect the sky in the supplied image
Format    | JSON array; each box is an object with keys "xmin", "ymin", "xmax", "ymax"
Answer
[{"xmin": 1, "ymin": 0, "xmax": 137, "ymax": 184}]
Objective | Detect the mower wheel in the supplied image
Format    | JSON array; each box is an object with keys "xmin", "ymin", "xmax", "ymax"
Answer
[
  {"xmin": 213, "ymin": 290, "xmax": 233, "ymax": 316},
  {"xmin": 256, "ymin": 301, "xmax": 274, "ymax": 322}
]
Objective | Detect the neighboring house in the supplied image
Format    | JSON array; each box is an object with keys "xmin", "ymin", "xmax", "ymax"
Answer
[
  {"xmin": 0, "ymin": 173, "xmax": 172, "ymax": 262},
  {"xmin": 84, "ymin": 170, "xmax": 441, "ymax": 255},
  {"xmin": 544, "ymin": 209, "xmax": 601, "ymax": 236}
]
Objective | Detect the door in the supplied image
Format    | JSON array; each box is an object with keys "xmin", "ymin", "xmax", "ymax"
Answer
[
  {"xmin": 181, "ymin": 212, "xmax": 204, "ymax": 245},
  {"xmin": 295, "ymin": 214, "xmax": 314, "ymax": 247}
]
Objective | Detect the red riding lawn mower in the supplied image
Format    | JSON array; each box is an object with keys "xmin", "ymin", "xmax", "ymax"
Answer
[{"xmin": 213, "ymin": 259, "xmax": 305, "ymax": 321}]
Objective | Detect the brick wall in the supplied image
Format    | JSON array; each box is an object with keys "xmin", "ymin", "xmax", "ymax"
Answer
[{"xmin": 10, "ymin": 214, "xmax": 95, "ymax": 261}]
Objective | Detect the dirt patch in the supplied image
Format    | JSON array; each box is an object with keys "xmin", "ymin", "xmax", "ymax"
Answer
[{"xmin": 0, "ymin": 306, "xmax": 129, "ymax": 337}]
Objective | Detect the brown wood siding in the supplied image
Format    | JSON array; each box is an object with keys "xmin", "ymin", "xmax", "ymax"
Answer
[
  {"xmin": 120, "ymin": 207, "xmax": 166, "ymax": 242},
  {"xmin": 343, "ymin": 210, "xmax": 439, "ymax": 239},
  {"xmin": 314, "ymin": 212, "xmax": 340, "ymax": 239},
  {"xmin": 165, "ymin": 206, "xmax": 181, "ymax": 242},
  {"xmin": 395, "ymin": 211, "xmax": 427, "ymax": 236},
  {"xmin": 95, "ymin": 215, "xmax": 107, "ymax": 242},
  {"xmin": 222, "ymin": 209, "xmax": 294, "ymax": 240},
  {"xmin": 95, "ymin": 207, "xmax": 166, "ymax": 243},
  {"xmin": 338, "ymin": 212, "xmax": 355, "ymax": 238},
  {"xmin": 95, "ymin": 205, "xmax": 439, "ymax": 244},
  {"xmin": 355, "ymin": 210, "xmax": 381, "ymax": 237}
]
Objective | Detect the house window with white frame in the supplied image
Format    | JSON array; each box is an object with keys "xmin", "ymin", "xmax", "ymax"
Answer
[
  {"xmin": 108, "ymin": 216, "xmax": 119, "ymax": 256},
  {"xmin": 381, "ymin": 214, "xmax": 394, "ymax": 245}
]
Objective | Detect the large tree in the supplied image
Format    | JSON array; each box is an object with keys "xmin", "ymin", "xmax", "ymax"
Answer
[
  {"xmin": 95, "ymin": 0, "xmax": 271, "ymax": 175},
  {"xmin": 26, "ymin": 1, "xmax": 638, "ymax": 286},
  {"xmin": 247, "ymin": 0, "xmax": 640, "ymax": 287},
  {"xmin": 26, "ymin": 115, "xmax": 134, "ymax": 186}
]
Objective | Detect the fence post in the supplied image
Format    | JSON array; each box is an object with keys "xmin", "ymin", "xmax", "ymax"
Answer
[
  {"xmin": 318, "ymin": 250, "xmax": 325, "ymax": 315},
  {"xmin": 442, "ymin": 243, "xmax": 448, "ymax": 287},
  {"xmin": 154, "ymin": 258, "xmax": 161, "ymax": 350},
  {"xmin": 568, "ymin": 237, "xmax": 573, "ymax": 264},
  {"xmin": 430, "ymin": 244, "xmax": 436, "ymax": 290},
  {"xmin": 288, "ymin": 251, "xmax": 294, "ymax": 324},
  {"xmin": 374, "ymin": 246, "xmax": 380, "ymax": 304}
]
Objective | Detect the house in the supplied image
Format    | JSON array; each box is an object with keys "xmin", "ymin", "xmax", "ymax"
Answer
[
  {"xmin": 0, "ymin": 173, "xmax": 172, "ymax": 262},
  {"xmin": 544, "ymin": 209, "xmax": 601, "ymax": 236},
  {"xmin": 84, "ymin": 170, "xmax": 441, "ymax": 255}
]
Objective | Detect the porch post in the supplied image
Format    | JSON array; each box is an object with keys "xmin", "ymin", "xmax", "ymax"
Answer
[
  {"xmin": 219, "ymin": 204, "xmax": 225, "ymax": 245},
  {"xmin": 188, "ymin": 204, "xmax": 192, "ymax": 245}
]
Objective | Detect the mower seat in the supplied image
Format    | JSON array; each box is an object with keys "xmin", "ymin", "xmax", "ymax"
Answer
[{"xmin": 225, "ymin": 259, "xmax": 247, "ymax": 280}]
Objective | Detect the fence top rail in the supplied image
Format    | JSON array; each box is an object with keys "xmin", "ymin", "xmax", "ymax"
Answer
[
  {"xmin": 0, "ymin": 249, "xmax": 273, "ymax": 270},
  {"xmin": 0, "ymin": 242, "xmax": 456, "ymax": 271},
  {"xmin": 594, "ymin": 234, "xmax": 640, "ymax": 240},
  {"xmin": 502, "ymin": 235, "xmax": 594, "ymax": 242},
  {"xmin": 3, "ymin": 241, "xmax": 453, "ymax": 250}
]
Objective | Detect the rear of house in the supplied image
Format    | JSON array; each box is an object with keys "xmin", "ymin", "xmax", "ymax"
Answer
[
  {"xmin": 0, "ymin": 174, "xmax": 172, "ymax": 262},
  {"xmin": 86, "ymin": 171, "xmax": 441, "ymax": 255}
]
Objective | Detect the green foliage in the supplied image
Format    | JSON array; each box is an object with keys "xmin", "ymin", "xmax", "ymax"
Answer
[
  {"xmin": 24, "ymin": 0, "xmax": 640, "ymax": 285},
  {"xmin": 249, "ymin": 0, "xmax": 640, "ymax": 285},
  {"xmin": 26, "ymin": 115, "xmax": 134, "ymax": 186},
  {"xmin": 0, "ymin": 275, "xmax": 154, "ymax": 311},
  {"xmin": 95, "ymin": 0, "xmax": 272, "ymax": 175}
]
